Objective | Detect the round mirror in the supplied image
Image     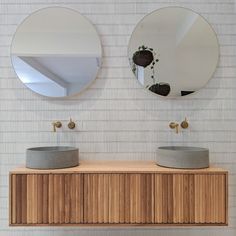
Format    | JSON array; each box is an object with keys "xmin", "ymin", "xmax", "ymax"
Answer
[
  {"xmin": 11, "ymin": 7, "xmax": 102, "ymax": 98},
  {"xmin": 128, "ymin": 7, "xmax": 219, "ymax": 97}
]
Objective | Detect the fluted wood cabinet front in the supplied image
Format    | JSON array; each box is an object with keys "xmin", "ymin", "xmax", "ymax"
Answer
[
  {"xmin": 10, "ymin": 164, "xmax": 228, "ymax": 226},
  {"xmin": 10, "ymin": 174, "xmax": 83, "ymax": 225},
  {"xmin": 83, "ymin": 174, "xmax": 155, "ymax": 224}
]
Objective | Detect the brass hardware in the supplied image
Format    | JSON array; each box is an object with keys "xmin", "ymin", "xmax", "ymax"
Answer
[
  {"xmin": 68, "ymin": 118, "xmax": 76, "ymax": 130},
  {"xmin": 52, "ymin": 121, "xmax": 62, "ymax": 132},
  {"xmin": 169, "ymin": 122, "xmax": 179, "ymax": 133},
  {"xmin": 181, "ymin": 117, "xmax": 189, "ymax": 129}
]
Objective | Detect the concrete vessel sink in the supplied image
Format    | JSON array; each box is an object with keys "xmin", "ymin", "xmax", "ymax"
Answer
[
  {"xmin": 26, "ymin": 146, "xmax": 79, "ymax": 169},
  {"xmin": 157, "ymin": 146, "xmax": 209, "ymax": 169}
]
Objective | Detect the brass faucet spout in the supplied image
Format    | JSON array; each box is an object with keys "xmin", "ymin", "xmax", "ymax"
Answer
[
  {"xmin": 169, "ymin": 122, "xmax": 179, "ymax": 134},
  {"xmin": 52, "ymin": 121, "xmax": 62, "ymax": 132}
]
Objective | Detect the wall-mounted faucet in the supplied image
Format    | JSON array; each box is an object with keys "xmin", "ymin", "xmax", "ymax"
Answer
[
  {"xmin": 51, "ymin": 119, "xmax": 76, "ymax": 132},
  {"xmin": 169, "ymin": 122, "xmax": 179, "ymax": 133},
  {"xmin": 169, "ymin": 118, "xmax": 189, "ymax": 133},
  {"xmin": 52, "ymin": 121, "xmax": 62, "ymax": 132}
]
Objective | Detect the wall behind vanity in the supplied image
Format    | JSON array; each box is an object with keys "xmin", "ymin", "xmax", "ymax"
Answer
[{"xmin": 0, "ymin": 0, "xmax": 235, "ymax": 235}]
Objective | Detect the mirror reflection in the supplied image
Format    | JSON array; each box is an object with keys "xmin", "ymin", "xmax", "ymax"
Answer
[
  {"xmin": 11, "ymin": 7, "xmax": 102, "ymax": 97},
  {"xmin": 128, "ymin": 7, "xmax": 219, "ymax": 97}
]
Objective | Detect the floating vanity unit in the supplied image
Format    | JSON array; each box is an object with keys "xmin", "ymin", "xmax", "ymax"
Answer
[{"xmin": 10, "ymin": 161, "xmax": 228, "ymax": 226}]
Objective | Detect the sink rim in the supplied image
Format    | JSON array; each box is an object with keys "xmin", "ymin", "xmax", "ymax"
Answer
[
  {"xmin": 27, "ymin": 146, "xmax": 78, "ymax": 152},
  {"xmin": 158, "ymin": 146, "xmax": 209, "ymax": 152}
]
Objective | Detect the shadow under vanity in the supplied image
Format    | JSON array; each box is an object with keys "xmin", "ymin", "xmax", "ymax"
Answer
[{"xmin": 9, "ymin": 6, "xmax": 227, "ymax": 227}]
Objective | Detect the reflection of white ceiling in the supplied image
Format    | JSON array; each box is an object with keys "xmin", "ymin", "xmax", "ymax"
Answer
[
  {"xmin": 13, "ymin": 55, "xmax": 100, "ymax": 84},
  {"xmin": 32, "ymin": 56, "xmax": 100, "ymax": 84},
  {"xmin": 12, "ymin": 55, "xmax": 100, "ymax": 96},
  {"xmin": 12, "ymin": 56, "xmax": 52, "ymax": 83}
]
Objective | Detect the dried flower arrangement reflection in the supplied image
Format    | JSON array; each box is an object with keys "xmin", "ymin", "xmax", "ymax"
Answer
[{"xmin": 132, "ymin": 45, "xmax": 170, "ymax": 96}]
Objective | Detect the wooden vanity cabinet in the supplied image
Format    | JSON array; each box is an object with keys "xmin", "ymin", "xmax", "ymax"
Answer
[{"xmin": 10, "ymin": 161, "xmax": 228, "ymax": 226}]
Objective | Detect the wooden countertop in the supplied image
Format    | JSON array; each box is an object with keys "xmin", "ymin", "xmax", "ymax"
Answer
[{"xmin": 10, "ymin": 160, "xmax": 227, "ymax": 174}]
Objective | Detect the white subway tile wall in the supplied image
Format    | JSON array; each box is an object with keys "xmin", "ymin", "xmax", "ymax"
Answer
[{"xmin": 0, "ymin": 0, "xmax": 236, "ymax": 235}]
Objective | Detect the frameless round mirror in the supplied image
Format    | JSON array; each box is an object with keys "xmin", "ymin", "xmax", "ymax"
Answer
[
  {"xmin": 11, "ymin": 7, "xmax": 102, "ymax": 98},
  {"xmin": 128, "ymin": 7, "xmax": 219, "ymax": 97}
]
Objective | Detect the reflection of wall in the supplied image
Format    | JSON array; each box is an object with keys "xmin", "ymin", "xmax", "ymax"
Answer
[
  {"xmin": 11, "ymin": 8, "xmax": 101, "ymax": 56},
  {"xmin": 1, "ymin": 1, "xmax": 236, "ymax": 236}
]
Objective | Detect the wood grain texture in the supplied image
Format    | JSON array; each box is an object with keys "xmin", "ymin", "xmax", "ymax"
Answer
[
  {"xmin": 10, "ymin": 161, "xmax": 227, "ymax": 174},
  {"xmin": 10, "ymin": 173, "xmax": 84, "ymax": 225},
  {"xmin": 127, "ymin": 174, "xmax": 155, "ymax": 224},
  {"xmin": 194, "ymin": 174, "xmax": 227, "ymax": 224},
  {"xmin": 9, "ymin": 166, "xmax": 228, "ymax": 226}
]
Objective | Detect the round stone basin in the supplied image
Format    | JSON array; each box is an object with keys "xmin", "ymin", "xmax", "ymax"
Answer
[
  {"xmin": 26, "ymin": 146, "xmax": 79, "ymax": 169},
  {"xmin": 157, "ymin": 146, "xmax": 209, "ymax": 169}
]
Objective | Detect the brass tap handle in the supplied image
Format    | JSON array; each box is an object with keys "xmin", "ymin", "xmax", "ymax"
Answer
[
  {"xmin": 169, "ymin": 122, "xmax": 179, "ymax": 133},
  {"xmin": 68, "ymin": 118, "xmax": 76, "ymax": 130},
  {"xmin": 181, "ymin": 118, "xmax": 189, "ymax": 129},
  {"xmin": 52, "ymin": 121, "xmax": 62, "ymax": 132}
]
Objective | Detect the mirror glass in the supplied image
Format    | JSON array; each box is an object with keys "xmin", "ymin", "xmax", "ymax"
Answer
[
  {"xmin": 11, "ymin": 7, "xmax": 102, "ymax": 98},
  {"xmin": 128, "ymin": 7, "xmax": 219, "ymax": 97}
]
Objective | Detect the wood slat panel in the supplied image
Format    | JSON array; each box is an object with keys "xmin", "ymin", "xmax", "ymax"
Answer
[
  {"xmin": 97, "ymin": 174, "xmax": 109, "ymax": 223},
  {"xmin": 109, "ymin": 174, "xmax": 122, "ymax": 223},
  {"xmin": 74, "ymin": 174, "xmax": 83, "ymax": 223},
  {"xmin": 70, "ymin": 174, "xmax": 76, "ymax": 223},
  {"xmin": 51, "ymin": 174, "xmax": 83, "ymax": 224},
  {"xmin": 59, "ymin": 174, "xmax": 65, "ymax": 224},
  {"xmin": 65, "ymin": 174, "xmax": 71, "ymax": 224},
  {"xmin": 173, "ymin": 174, "xmax": 184, "ymax": 223},
  {"xmin": 10, "ymin": 173, "xmax": 84, "ymax": 225},
  {"xmin": 53, "ymin": 174, "xmax": 60, "ymax": 224},
  {"xmin": 124, "ymin": 173, "xmax": 131, "ymax": 223},
  {"xmin": 154, "ymin": 174, "xmax": 163, "ymax": 223},
  {"xmin": 167, "ymin": 174, "xmax": 173, "ymax": 223},
  {"xmin": 26, "ymin": 174, "xmax": 33, "ymax": 224},
  {"xmin": 11, "ymin": 174, "xmax": 17, "ymax": 224},
  {"xmin": 42, "ymin": 175, "xmax": 49, "ymax": 224},
  {"xmin": 119, "ymin": 174, "xmax": 125, "ymax": 223},
  {"xmin": 16, "ymin": 174, "xmax": 22, "ymax": 224},
  {"xmin": 21, "ymin": 175, "xmax": 27, "ymax": 224},
  {"xmin": 48, "ymin": 174, "xmax": 54, "ymax": 224},
  {"xmin": 189, "ymin": 174, "xmax": 195, "ymax": 223},
  {"xmin": 37, "ymin": 175, "xmax": 43, "ymax": 224},
  {"xmin": 10, "ymin": 172, "xmax": 227, "ymax": 226},
  {"xmin": 84, "ymin": 174, "xmax": 95, "ymax": 223},
  {"xmin": 126, "ymin": 174, "xmax": 155, "ymax": 224},
  {"xmin": 194, "ymin": 174, "xmax": 226, "ymax": 224},
  {"xmin": 157, "ymin": 174, "xmax": 195, "ymax": 224},
  {"xmin": 84, "ymin": 174, "xmax": 109, "ymax": 224}
]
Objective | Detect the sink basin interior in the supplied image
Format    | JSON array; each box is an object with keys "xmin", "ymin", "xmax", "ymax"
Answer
[{"xmin": 26, "ymin": 146, "xmax": 79, "ymax": 170}]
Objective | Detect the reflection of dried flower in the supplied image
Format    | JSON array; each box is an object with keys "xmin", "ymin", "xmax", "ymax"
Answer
[{"xmin": 132, "ymin": 45, "xmax": 159, "ymax": 86}]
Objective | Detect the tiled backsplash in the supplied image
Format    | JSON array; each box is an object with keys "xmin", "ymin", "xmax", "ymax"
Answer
[{"xmin": 0, "ymin": 0, "xmax": 236, "ymax": 235}]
